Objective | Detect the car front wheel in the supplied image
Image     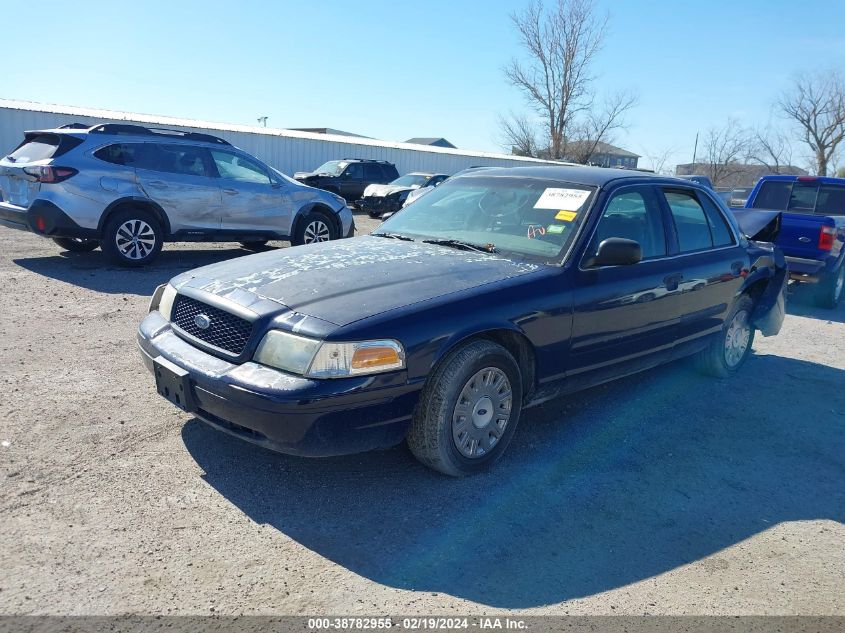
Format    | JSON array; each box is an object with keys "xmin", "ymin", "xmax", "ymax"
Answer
[
  {"xmin": 408, "ymin": 340, "xmax": 523, "ymax": 477},
  {"xmin": 293, "ymin": 210, "xmax": 337, "ymax": 245}
]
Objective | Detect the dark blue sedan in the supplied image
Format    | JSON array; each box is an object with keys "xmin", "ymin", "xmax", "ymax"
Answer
[{"xmin": 138, "ymin": 166, "xmax": 787, "ymax": 476}]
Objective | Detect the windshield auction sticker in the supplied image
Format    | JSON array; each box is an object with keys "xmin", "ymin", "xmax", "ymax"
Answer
[{"xmin": 534, "ymin": 188, "xmax": 591, "ymax": 211}]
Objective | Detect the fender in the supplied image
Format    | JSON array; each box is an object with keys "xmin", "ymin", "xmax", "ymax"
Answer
[
  {"xmin": 97, "ymin": 196, "xmax": 172, "ymax": 236},
  {"xmin": 741, "ymin": 246, "xmax": 787, "ymax": 337},
  {"xmin": 291, "ymin": 202, "xmax": 342, "ymax": 238}
]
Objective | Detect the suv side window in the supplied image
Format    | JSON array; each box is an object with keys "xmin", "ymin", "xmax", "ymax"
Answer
[
  {"xmin": 344, "ymin": 163, "xmax": 363, "ymax": 180},
  {"xmin": 586, "ymin": 187, "xmax": 667, "ymax": 262},
  {"xmin": 136, "ymin": 144, "xmax": 214, "ymax": 177},
  {"xmin": 210, "ymin": 150, "xmax": 272, "ymax": 184},
  {"xmin": 363, "ymin": 163, "xmax": 382, "ymax": 181},
  {"xmin": 663, "ymin": 190, "xmax": 716, "ymax": 252}
]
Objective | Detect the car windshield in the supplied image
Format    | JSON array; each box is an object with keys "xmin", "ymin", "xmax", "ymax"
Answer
[
  {"xmin": 375, "ymin": 176, "xmax": 596, "ymax": 260},
  {"xmin": 391, "ymin": 174, "xmax": 429, "ymax": 188},
  {"xmin": 313, "ymin": 160, "xmax": 346, "ymax": 176}
]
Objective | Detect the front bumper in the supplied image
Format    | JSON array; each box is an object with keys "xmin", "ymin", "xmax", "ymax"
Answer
[
  {"xmin": 137, "ymin": 311, "xmax": 419, "ymax": 456},
  {"xmin": 0, "ymin": 199, "xmax": 98, "ymax": 239},
  {"xmin": 357, "ymin": 196, "xmax": 402, "ymax": 216}
]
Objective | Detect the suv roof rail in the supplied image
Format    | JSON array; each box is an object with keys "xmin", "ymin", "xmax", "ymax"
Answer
[
  {"xmin": 88, "ymin": 123, "xmax": 231, "ymax": 146},
  {"xmin": 58, "ymin": 122, "xmax": 91, "ymax": 130},
  {"xmin": 342, "ymin": 158, "xmax": 392, "ymax": 164}
]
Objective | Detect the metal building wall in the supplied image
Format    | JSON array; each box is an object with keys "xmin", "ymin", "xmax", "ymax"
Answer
[{"xmin": 0, "ymin": 100, "xmax": 563, "ymax": 177}]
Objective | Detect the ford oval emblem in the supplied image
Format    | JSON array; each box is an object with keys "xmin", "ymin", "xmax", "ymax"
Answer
[{"xmin": 194, "ymin": 314, "xmax": 211, "ymax": 330}]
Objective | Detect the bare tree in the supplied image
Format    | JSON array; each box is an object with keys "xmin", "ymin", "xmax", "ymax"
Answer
[
  {"xmin": 641, "ymin": 144, "xmax": 677, "ymax": 175},
  {"xmin": 699, "ymin": 119, "xmax": 752, "ymax": 187},
  {"xmin": 779, "ymin": 71, "xmax": 845, "ymax": 176},
  {"xmin": 498, "ymin": 112, "xmax": 542, "ymax": 157},
  {"xmin": 749, "ymin": 125, "xmax": 794, "ymax": 173},
  {"xmin": 501, "ymin": 0, "xmax": 634, "ymax": 159},
  {"xmin": 562, "ymin": 90, "xmax": 638, "ymax": 163}
]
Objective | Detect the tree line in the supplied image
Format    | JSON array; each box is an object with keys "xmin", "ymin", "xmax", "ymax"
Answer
[{"xmin": 501, "ymin": 0, "xmax": 845, "ymax": 184}]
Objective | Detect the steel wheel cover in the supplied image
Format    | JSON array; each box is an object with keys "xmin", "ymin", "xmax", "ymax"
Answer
[
  {"xmin": 452, "ymin": 367, "xmax": 513, "ymax": 459},
  {"xmin": 724, "ymin": 309, "xmax": 751, "ymax": 368},
  {"xmin": 303, "ymin": 220, "xmax": 330, "ymax": 243},
  {"xmin": 115, "ymin": 219, "xmax": 156, "ymax": 260}
]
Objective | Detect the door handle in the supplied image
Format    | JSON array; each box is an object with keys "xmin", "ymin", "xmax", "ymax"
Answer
[
  {"xmin": 147, "ymin": 180, "xmax": 168, "ymax": 188},
  {"xmin": 223, "ymin": 188, "xmax": 238, "ymax": 195},
  {"xmin": 663, "ymin": 273, "xmax": 683, "ymax": 291}
]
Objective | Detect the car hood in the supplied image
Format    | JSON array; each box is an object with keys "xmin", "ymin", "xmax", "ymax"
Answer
[
  {"xmin": 363, "ymin": 183, "xmax": 415, "ymax": 198},
  {"xmin": 173, "ymin": 236, "xmax": 542, "ymax": 327}
]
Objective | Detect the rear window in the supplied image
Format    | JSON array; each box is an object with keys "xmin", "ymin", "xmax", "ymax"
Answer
[
  {"xmin": 6, "ymin": 134, "xmax": 82, "ymax": 162},
  {"xmin": 816, "ymin": 185, "xmax": 845, "ymax": 214},
  {"xmin": 751, "ymin": 181, "xmax": 792, "ymax": 210},
  {"xmin": 752, "ymin": 180, "xmax": 845, "ymax": 215}
]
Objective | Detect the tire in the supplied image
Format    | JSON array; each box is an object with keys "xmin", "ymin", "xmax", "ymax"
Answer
[
  {"xmin": 240, "ymin": 240, "xmax": 269, "ymax": 251},
  {"xmin": 695, "ymin": 294, "xmax": 755, "ymax": 378},
  {"xmin": 814, "ymin": 264, "xmax": 844, "ymax": 309},
  {"xmin": 52, "ymin": 237, "xmax": 99, "ymax": 252},
  {"xmin": 292, "ymin": 210, "xmax": 337, "ymax": 246},
  {"xmin": 101, "ymin": 208, "xmax": 163, "ymax": 267},
  {"xmin": 407, "ymin": 340, "xmax": 523, "ymax": 477}
]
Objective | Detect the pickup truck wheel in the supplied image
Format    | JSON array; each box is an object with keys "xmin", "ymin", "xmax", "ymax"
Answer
[
  {"xmin": 101, "ymin": 209, "xmax": 163, "ymax": 267},
  {"xmin": 407, "ymin": 340, "xmax": 523, "ymax": 477},
  {"xmin": 815, "ymin": 264, "xmax": 844, "ymax": 309},
  {"xmin": 53, "ymin": 237, "xmax": 99, "ymax": 252},
  {"xmin": 695, "ymin": 294, "xmax": 755, "ymax": 378},
  {"xmin": 293, "ymin": 210, "xmax": 337, "ymax": 245}
]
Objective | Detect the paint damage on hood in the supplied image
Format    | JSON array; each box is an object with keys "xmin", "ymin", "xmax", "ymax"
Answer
[
  {"xmin": 362, "ymin": 183, "xmax": 418, "ymax": 198},
  {"xmin": 176, "ymin": 236, "xmax": 542, "ymax": 327}
]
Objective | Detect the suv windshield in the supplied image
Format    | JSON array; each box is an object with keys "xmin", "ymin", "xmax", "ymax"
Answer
[
  {"xmin": 313, "ymin": 160, "xmax": 346, "ymax": 176},
  {"xmin": 391, "ymin": 174, "xmax": 429, "ymax": 188},
  {"xmin": 375, "ymin": 176, "xmax": 595, "ymax": 260}
]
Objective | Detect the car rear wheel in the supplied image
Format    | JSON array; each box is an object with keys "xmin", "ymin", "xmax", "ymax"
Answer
[
  {"xmin": 407, "ymin": 340, "xmax": 523, "ymax": 477},
  {"xmin": 101, "ymin": 209, "xmax": 163, "ymax": 267},
  {"xmin": 293, "ymin": 210, "xmax": 337, "ymax": 246},
  {"xmin": 53, "ymin": 237, "xmax": 99, "ymax": 252},
  {"xmin": 240, "ymin": 240, "xmax": 269, "ymax": 251},
  {"xmin": 815, "ymin": 264, "xmax": 844, "ymax": 309},
  {"xmin": 695, "ymin": 294, "xmax": 755, "ymax": 378}
]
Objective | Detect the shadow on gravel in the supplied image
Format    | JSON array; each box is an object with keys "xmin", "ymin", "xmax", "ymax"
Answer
[
  {"xmin": 13, "ymin": 246, "xmax": 263, "ymax": 295},
  {"xmin": 183, "ymin": 353, "xmax": 845, "ymax": 608},
  {"xmin": 786, "ymin": 283, "xmax": 845, "ymax": 324}
]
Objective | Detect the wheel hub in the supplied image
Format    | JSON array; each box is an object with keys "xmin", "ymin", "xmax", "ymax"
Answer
[
  {"xmin": 724, "ymin": 309, "xmax": 751, "ymax": 368},
  {"xmin": 472, "ymin": 396, "xmax": 494, "ymax": 428},
  {"xmin": 452, "ymin": 367, "xmax": 513, "ymax": 459}
]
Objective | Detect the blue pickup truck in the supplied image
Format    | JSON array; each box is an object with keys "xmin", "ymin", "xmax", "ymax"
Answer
[{"xmin": 736, "ymin": 175, "xmax": 845, "ymax": 308}]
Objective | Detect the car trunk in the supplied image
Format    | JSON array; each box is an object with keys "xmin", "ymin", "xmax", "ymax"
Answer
[{"xmin": 0, "ymin": 132, "xmax": 82, "ymax": 207}]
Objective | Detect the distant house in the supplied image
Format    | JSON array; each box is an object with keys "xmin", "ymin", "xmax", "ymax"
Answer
[
  {"xmin": 405, "ymin": 137, "xmax": 457, "ymax": 149},
  {"xmin": 562, "ymin": 141, "xmax": 640, "ymax": 168},
  {"xmin": 675, "ymin": 162, "xmax": 808, "ymax": 189}
]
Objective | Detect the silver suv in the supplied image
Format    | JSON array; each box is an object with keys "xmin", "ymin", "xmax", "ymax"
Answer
[{"xmin": 0, "ymin": 123, "xmax": 354, "ymax": 266}]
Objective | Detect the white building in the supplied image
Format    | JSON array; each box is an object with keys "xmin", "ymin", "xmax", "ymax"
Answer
[{"xmin": 0, "ymin": 99, "xmax": 564, "ymax": 176}]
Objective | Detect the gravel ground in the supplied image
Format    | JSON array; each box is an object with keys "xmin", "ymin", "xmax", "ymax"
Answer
[{"xmin": 1, "ymin": 212, "xmax": 843, "ymax": 616}]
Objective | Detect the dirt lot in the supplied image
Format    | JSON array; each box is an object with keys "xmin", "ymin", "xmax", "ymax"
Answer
[{"xmin": 1, "ymin": 213, "xmax": 843, "ymax": 616}]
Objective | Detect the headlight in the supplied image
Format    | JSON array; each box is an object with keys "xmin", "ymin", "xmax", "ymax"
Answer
[
  {"xmin": 149, "ymin": 283, "xmax": 177, "ymax": 321},
  {"xmin": 254, "ymin": 331, "xmax": 405, "ymax": 378}
]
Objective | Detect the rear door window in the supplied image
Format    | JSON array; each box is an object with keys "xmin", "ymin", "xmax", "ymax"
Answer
[
  {"xmin": 94, "ymin": 143, "xmax": 146, "ymax": 166},
  {"xmin": 663, "ymin": 190, "xmax": 714, "ymax": 252},
  {"xmin": 136, "ymin": 144, "xmax": 214, "ymax": 177},
  {"xmin": 363, "ymin": 163, "xmax": 382, "ymax": 181},
  {"xmin": 699, "ymin": 194, "xmax": 736, "ymax": 247}
]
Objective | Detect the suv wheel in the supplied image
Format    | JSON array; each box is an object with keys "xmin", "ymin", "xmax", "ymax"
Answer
[
  {"xmin": 293, "ymin": 210, "xmax": 337, "ymax": 246},
  {"xmin": 53, "ymin": 237, "xmax": 99, "ymax": 253},
  {"xmin": 102, "ymin": 209, "xmax": 163, "ymax": 267},
  {"xmin": 695, "ymin": 294, "xmax": 755, "ymax": 378},
  {"xmin": 407, "ymin": 340, "xmax": 523, "ymax": 477}
]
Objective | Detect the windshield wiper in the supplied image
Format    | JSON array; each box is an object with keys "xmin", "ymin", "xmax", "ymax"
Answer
[
  {"xmin": 372, "ymin": 232, "xmax": 415, "ymax": 241},
  {"xmin": 422, "ymin": 238, "xmax": 497, "ymax": 253}
]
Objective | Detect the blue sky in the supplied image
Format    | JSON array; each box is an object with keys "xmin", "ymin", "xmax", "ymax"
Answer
[{"xmin": 3, "ymin": 0, "xmax": 844, "ymax": 170}]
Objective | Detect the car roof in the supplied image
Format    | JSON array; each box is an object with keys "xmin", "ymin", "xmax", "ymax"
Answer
[
  {"xmin": 451, "ymin": 164, "xmax": 687, "ymax": 188},
  {"xmin": 756, "ymin": 174, "xmax": 845, "ymax": 185}
]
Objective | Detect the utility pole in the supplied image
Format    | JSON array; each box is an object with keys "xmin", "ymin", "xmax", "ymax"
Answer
[
  {"xmin": 691, "ymin": 132, "xmax": 699, "ymax": 168},
  {"xmin": 257, "ymin": 116, "xmax": 268, "ymax": 127}
]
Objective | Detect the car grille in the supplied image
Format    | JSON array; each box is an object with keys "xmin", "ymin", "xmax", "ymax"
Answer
[{"xmin": 171, "ymin": 295, "xmax": 254, "ymax": 356}]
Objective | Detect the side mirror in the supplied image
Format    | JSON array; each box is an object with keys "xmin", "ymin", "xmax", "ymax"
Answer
[{"xmin": 587, "ymin": 238, "xmax": 642, "ymax": 267}]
